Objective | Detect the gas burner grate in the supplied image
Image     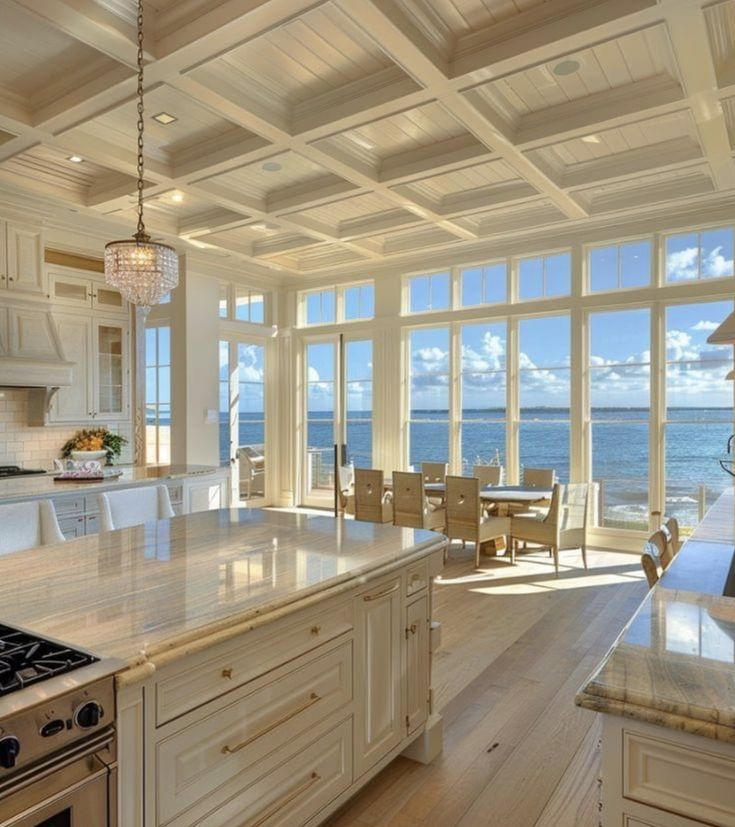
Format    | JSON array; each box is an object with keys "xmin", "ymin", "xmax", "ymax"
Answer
[{"xmin": 0, "ymin": 625, "xmax": 98, "ymax": 696}]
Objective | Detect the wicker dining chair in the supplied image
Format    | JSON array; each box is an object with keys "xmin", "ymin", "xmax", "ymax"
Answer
[
  {"xmin": 354, "ymin": 469, "xmax": 393, "ymax": 523},
  {"xmin": 445, "ymin": 476, "xmax": 510, "ymax": 568},
  {"xmin": 392, "ymin": 471, "xmax": 445, "ymax": 532}
]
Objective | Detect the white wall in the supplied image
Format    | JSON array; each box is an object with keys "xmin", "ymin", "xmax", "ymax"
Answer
[{"xmin": 171, "ymin": 258, "xmax": 221, "ymax": 466}]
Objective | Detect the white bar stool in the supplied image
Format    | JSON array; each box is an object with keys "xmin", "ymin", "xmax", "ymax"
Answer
[
  {"xmin": 0, "ymin": 500, "xmax": 65, "ymax": 553},
  {"xmin": 98, "ymin": 485, "xmax": 175, "ymax": 532}
]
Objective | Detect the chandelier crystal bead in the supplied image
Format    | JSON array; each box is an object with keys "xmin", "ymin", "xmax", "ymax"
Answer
[{"xmin": 104, "ymin": 0, "xmax": 178, "ymax": 311}]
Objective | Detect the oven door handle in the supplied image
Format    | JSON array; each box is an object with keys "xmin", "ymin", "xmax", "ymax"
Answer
[{"xmin": 0, "ymin": 727, "xmax": 114, "ymax": 799}]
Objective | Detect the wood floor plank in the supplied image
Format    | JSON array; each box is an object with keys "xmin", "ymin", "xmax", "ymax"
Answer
[{"xmin": 323, "ymin": 546, "xmax": 646, "ymax": 827}]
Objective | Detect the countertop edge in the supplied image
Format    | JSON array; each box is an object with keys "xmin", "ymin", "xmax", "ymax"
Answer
[
  {"xmin": 116, "ymin": 533, "xmax": 448, "ymax": 689},
  {"xmin": 574, "ymin": 690, "xmax": 735, "ymax": 744}
]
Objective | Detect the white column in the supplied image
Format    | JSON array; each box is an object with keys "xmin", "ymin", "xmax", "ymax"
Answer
[{"xmin": 171, "ymin": 256, "xmax": 220, "ymax": 466}]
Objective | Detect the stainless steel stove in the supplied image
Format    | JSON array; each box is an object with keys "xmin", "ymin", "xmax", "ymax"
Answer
[
  {"xmin": 0, "ymin": 466, "xmax": 47, "ymax": 479},
  {"xmin": 0, "ymin": 624, "xmax": 119, "ymax": 826}
]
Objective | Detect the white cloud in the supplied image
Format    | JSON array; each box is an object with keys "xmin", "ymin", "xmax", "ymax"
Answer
[
  {"xmin": 666, "ymin": 246, "xmax": 698, "ymax": 281},
  {"xmin": 702, "ymin": 246, "xmax": 733, "ymax": 278},
  {"xmin": 691, "ymin": 320, "xmax": 719, "ymax": 331}
]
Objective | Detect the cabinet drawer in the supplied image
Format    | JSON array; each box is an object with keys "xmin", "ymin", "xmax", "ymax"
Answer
[
  {"xmin": 157, "ymin": 643, "xmax": 352, "ymax": 825},
  {"xmin": 156, "ymin": 601, "xmax": 353, "ymax": 725},
  {"xmin": 196, "ymin": 718, "xmax": 352, "ymax": 827},
  {"xmin": 58, "ymin": 515, "xmax": 85, "ymax": 539},
  {"xmin": 84, "ymin": 494, "xmax": 100, "ymax": 514},
  {"xmin": 624, "ymin": 730, "xmax": 735, "ymax": 827},
  {"xmin": 52, "ymin": 495, "xmax": 85, "ymax": 515},
  {"xmin": 406, "ymin": 561, "xmax": 428, "ymax": 596}
]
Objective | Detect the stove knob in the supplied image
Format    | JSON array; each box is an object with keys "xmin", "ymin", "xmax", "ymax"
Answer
[
  {"xmin": 0, "ymin": 736, "xmax": 20, "ymax": 770},
  {"xmin": 74, "ymin": 701, "xmax": 103, "ymax": 729}
]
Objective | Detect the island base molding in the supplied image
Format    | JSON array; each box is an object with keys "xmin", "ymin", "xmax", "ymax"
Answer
[
  {"xmin": 117, "ymin": 544, "xmax": 446, "ymax": 827},
  {"xmin": 600, "ymin": 715, "xmax": 735, "ymax": 827}
]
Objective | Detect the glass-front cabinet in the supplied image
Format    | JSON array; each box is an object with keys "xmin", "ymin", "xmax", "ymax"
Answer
[{"xmin": 95, "ymin": 321, "xmax": 127, "ymax": 418}]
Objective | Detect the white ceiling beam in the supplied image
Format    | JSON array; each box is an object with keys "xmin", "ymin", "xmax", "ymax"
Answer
[{"xmin": 658, "ymin": 0, "xmax": 735, "ymax": 190}]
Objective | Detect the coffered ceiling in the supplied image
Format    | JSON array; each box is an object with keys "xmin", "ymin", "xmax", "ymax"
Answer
[{"xmin": 0, "ymin": 0, "xmax": 733, "ymax": 282}]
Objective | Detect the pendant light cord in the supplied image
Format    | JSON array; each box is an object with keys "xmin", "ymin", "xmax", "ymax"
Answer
[{"xmin": 135, "ymin": 0, "xmax": 147, "ymax": 243}]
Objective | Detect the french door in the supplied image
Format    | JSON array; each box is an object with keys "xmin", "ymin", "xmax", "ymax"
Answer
[{"xmin": 302, "ymin": 335, "xmax": 372, "ymax": 507}]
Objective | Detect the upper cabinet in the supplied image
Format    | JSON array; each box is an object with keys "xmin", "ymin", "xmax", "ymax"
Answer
[
  {"xmin": 0, "ymin": 221, "xmax": 46, "ymax": 296},
  {"xmin": 49, "ymin": 269, "xmax": 128, "ymax": 315}
]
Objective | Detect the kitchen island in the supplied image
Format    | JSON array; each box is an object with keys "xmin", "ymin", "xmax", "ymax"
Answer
[
  {"xmin": 576, "ymin": 488, "xmax": 735, "ymax": 826},
  {"xmin": 0, "ymin": 464, "xmax": 230, "ymax": 535},
  {"xmin": 0, "ymin": 508, "xmax": 447, "ymax": 826}
]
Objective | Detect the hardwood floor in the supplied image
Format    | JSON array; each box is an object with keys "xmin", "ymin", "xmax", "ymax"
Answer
[{"xmin": 324, "ymin": 545, "xmax": 647, "ymax": 827}]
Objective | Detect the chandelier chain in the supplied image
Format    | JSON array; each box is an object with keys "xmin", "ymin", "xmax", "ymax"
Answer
[{"xmin": 135, "ymin": 0, "xmax": 145, "ymax": 241}]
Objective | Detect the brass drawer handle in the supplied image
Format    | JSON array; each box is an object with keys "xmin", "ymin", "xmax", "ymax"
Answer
[
  {"xmin": 310, "ymin": 625, "xmax": 321, "ymax": 635},
  {"xmin": 221, "ymin": 692, "xmax": 321, "ymax": 755},
  {"xmin": 248, "ymin": 771, "xmax": 321, "ymax": 827},
  {"xmin": 363, "ymin": 582, "xmax": 399, "ymax": 601},
  {"xmin": 222, "ymin": 668, "xmax": 233, "ymax": 680}
]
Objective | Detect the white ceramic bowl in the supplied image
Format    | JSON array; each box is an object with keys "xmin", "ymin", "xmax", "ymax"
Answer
[{"xmin": 70, "ymin": 450, "xmax": 107, "ymax": 462}]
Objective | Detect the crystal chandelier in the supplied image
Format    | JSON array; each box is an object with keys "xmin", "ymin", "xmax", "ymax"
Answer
[{"xmin": 104, "ymin": 0, "xmax": 178, "ymax": 312}]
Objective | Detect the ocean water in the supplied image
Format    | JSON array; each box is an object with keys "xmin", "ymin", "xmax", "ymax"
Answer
[{"xmin": 205, "ymin": 407, "xmax": 733, "ymax": 529}]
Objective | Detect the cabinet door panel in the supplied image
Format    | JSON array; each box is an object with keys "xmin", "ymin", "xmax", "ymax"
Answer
[
  {"xmin": 354, "ymin": 577, "xmax": 402, "ymax": 776},
  {"xmin": 7, "ymin": 222, "xmax": 45, "ymax": 294},
  {"xmin": 405, "ymin": 595, "xmax": 429, "ymax": 735},
  {"xmin": 51, "ymin": 315, "xmax": 93, "ymax": 422}
]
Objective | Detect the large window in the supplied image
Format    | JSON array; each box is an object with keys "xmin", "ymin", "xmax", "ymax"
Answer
[
  {"xmin": 588, "ymin": 240, "xmax": 651, "ymax": 292},
  {"xmin": 408, "ymin": 272, "xmax": 451, "ymax": 313},
  {"xmin": 460, "ymin": 322, "xmax": 506, "ymax": 472},
  {"xmin": 518, "ymin": 252, "xmax": 571, "ymax": 300},
  {"xmin": 345, "ymin": 340, "xmax": 373, "ymax": 467},
  {"xmin": 665, "ymin": 301, "xmax": 733, "ymax": 531},
  {"xmin": 408, "ymin": 327, "xmax": 450, "ymax": 466},
  {"xmin": 665, "ymin": 227, "xmax": 734, "ymax": 282},
  {"xmin": 145, "ymin": 325, "xmax": 171, "ymax": 465},
  {"xmin": 589, "ymin": 308, "xmax": 650, "ymax": 530},
  {"xmin": 219, "ymin": 281, "xmax": 268, "ymax": 323},
  {"xmin": 519, "ymin": 315, "xmax": 570, "ymax": 480}
]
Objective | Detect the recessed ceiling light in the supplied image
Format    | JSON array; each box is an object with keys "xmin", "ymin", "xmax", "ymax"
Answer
[
  {"xmin": 262, "ymin": 161, "xmax": 282, "ymax": 172},
  {"xmin": 67, "ymin": 155, "xmax": 83, "ymax": 163},
  {"xmin": 152, "ymin": 112, "xmax": 177, "ymax": 125},
  {"xmin": 553, "ymin": 59, "xmax": 581, "ymax": 76},
  {"xmin": 581, "ymin": 135, "xmax": 601, "ymax": 144},
  {"xmin": 170, "ymin": 191, "xmax": 184, "ymax": 203}
]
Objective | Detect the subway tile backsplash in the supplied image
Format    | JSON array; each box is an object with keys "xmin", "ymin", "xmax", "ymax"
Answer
[{"xmin": 0, "ymin": 390, "xmax": 133, "ymax": 469}]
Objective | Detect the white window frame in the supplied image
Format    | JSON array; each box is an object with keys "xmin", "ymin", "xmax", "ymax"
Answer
[
  {"xmin": 403, "ymin": 270, "xmax": 454, "ymax": 315},
  {"xmin": 662, "ymin": 225, "xmax": 735, "ymax": 284},
  {"xmin": 515, "ymin": 249, "xmax": 572, "ymax": 301},
  {"xmin": 298, "ymin": 281, "xmax": 375, "ymax": 327},
  {"xmin": 459, "ymin": 259, "xmax": 509, "ymax": 308},
  {"xmin": 585, "ymin": 236, "xmax": 653, "ymax": 295},
  {"xmin": 219, "ymin": 280, "xmax": 270, "ymax": 325}
]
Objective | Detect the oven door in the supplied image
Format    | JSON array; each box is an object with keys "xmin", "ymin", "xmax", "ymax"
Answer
[{"xmin": 0, "ymin": 729, "xmax": 116, "ymax": 827}]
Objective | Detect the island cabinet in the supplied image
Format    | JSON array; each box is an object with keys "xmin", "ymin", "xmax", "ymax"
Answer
[{"xmin": 117, "ymin": 552, "xmax": 444, "ymax": 827}]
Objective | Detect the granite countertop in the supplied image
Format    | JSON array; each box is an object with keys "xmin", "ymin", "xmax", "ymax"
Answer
[
  {"xmin": 0, "ymin": 509, "xmax": 445, "ymax": 681},
  {"xmin": 575, "ymin": 486, "xmax": 735, "ymax": 742},
  {"xmin": 0, "ymin": 464, "xmax": 220, "ymax": 502}
]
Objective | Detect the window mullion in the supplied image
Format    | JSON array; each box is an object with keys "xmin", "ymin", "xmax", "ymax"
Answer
[{"xmin": 507, "ymin": 316, "xmax": 519, "ymax": 484}]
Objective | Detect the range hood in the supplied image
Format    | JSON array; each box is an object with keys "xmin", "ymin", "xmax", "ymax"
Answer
[{"xmin": 0, "ymin": 306, "xmax": 74, "ymax": 420}]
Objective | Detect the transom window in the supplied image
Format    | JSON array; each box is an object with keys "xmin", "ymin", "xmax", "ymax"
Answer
[
  {"xmin": 219, "ymin": 281, "xmax": 268, "ymax": 324},
  {"xmin": 665, "ymin": 227, "xmax": 734, "ymax": 282},
  {"xmin": 461, "ymin": 262, "xmax": 506, "ymax": 307},
  {"xmin": 407, "ymin": 272, "xmax": 451, "ymax": 313},
  {"xmin": 300, "ymin": 283, "xmax": 375, "ymax": 326},
  {"xmin": 588, "ymin": 240, "xmax": 651, "ymax": 292},
  {"xmin": 517, "ymin": 252, "xmax": 571, "ymax": 300}
]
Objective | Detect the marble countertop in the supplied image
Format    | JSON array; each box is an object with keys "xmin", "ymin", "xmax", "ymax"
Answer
[
  {"xmin": 0, "ymin": 509, "xmax": 445, "ymax": 680},
  {"xmin": 576, "ymin": 486, "xmax": 735, "ymax": 742},
  {"xmin": 0, "ymin": 464, "xmax": 220, "ymax": 502}
]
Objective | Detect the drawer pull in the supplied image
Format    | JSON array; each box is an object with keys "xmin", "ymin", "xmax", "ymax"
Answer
[
  {"xmin": 221, "ymin": 668, "xmax": 233, "ymax": 680},
  {"xmin": 310, "ymin": 625, "xmax": 321, "ymax": 635},
  {"xmin": 221, "ymin": 692, "xmax": 321, "ymax": 755},
  {"xmin": 248, "ymin": 772, "xmax": 321, "ymax": 827},
  {"xmin": 411, "ymin": 572, "xmax": 421, "ymax": 582},
  {"xmin": 363, "ymin": 582, "xmax": 399, "ymax": 601},
  {"xmin": 406, "ymin": 623, "xmax": 418, "ymax": 638}
]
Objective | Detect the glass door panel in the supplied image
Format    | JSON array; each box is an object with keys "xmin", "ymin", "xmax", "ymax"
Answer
[
  {"xmin": 345, "ymin": 340, "xmax": 372, "ymax": 469},
  {"xmin": 305, "ymin": 342, "xmax": 337, "ymax": 503},
  {"xmin": 96, "ymin": 322, "xmax": 125, "ymax": 416}
]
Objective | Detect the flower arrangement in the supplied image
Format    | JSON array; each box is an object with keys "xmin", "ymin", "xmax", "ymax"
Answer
[{"xmin": 61, "ymin": 428, "xmax": 127, "ymax": 466}]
